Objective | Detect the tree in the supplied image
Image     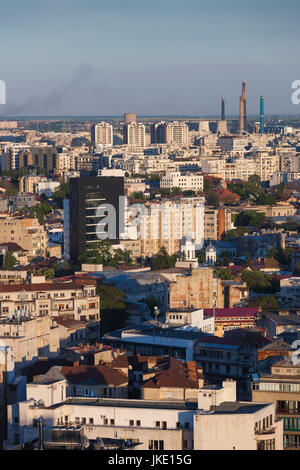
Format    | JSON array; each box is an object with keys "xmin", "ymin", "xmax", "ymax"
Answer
[
  {"xmin": 79, "ymin": 241, "xmax": 133, "ymax": 267},
  {"xmin": 249, "ymin": 295, "xmax": 279, "ymax": 309},
  {"xmin": 129, "ymin": 192, "xmax": 146, "ymax": 201},
  {"xmin": 235, "ymin": 211, "xmax": 266, "ymax": 229},
  {"xmin": 30, "ymin": 200, "xmax": 52, "ymax": 225},
  {"xmin": 152, "ymin": 246, "xmax": 178, "ymax": 270},
  {"xmin": 53, "ymin": 182, "xmax": 69, "ymax": 209},
  {"xmin": 214, "ymin": 267, "xmax": 233, "ymax": 280},
  {"xmin": 241, "ymin": 270, "xmax": 278, "ymax": 294},
  {"xmin": 3, "ymin": 250, "xmax": 17, "ymax": 269},
  {"xmin": 196, "ymin": 249, "xmax": 205, "ymax": 263},
  {"xmin": 205, "ymin": 191, "xmax": 220, "ymax": 207},
  {"xmin": 282, "ymin": 218, "xmax": 300, "ymax": 232}
]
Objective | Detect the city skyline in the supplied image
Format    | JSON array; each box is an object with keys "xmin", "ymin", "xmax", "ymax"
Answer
[{"xmin": 1, "ymin": 0, "xmax": 300, "ymax": 116}]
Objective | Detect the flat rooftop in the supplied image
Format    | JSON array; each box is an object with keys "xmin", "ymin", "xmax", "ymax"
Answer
[
  {"xmin": 48, "ymin": 397, "xmax": 198, "ymax": 411},
  {"xmin": 208, "ymin": 402, "xmax": 269, "ymax": 415}
]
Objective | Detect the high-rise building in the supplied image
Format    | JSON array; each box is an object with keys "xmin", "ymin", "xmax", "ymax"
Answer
[
  {"xmin": 91, "ymin": 122, "xmax": 113, "ymax": 147},
  {"xmin": 151, "ymin": 121, "xmax": 189, "ymax": 145},
  {"xmin": 65, "ymin": 176, "xmax": 124, "ymax": 261},
  {"xmin": 123, "ymin": 122, "xmax": 146, "ymax": 147}
]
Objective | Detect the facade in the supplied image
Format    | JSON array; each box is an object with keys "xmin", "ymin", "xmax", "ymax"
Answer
[
  {"xmin": 0, "ymin": 216, "xmax": 48, "ymax": 258},
  {"xmin": 160, "ymin": 171, "xmax": 203, "ymax": 192},
  {"xmin": 151, "ymin": 121, "xmax": 189, "ymax": 145},
  {"xmin": 127, "ymin": 197, "xmax": 205, "ymax": 257},
  {"xmin": 91, "ymin": 122, "xmax": 113, "ymax": 148},
  {"xmin": 204, "ymin": 207, "xmax": 232, "ymax": 241},
  {"xmin": 66, "ymin": 176, "xmax": 124, "ymax": 261},
  {"xmin": 123, "ymin": 122, "xmax": 145, "ymax": 147},
  {"xmin": 6, "ymin": 379, "xmax": 282, "ymax": 450},
  {"xmin": 0, "ymin": 280, "xmax": 100, "ymax": 323},
  {"xmin": 168, "ymin": 266, "xmax": 219, "ymax": 310},
  {"xmin": 252, "ymin": 359, "xmax": 300, "ymax": 449}
]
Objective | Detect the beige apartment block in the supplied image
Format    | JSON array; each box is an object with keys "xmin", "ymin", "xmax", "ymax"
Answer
[
  {"xmin": 123, "ymin": 122, "xmax": 146, "ymax": 147},
  {"xmin": 91, "ymin": 122, "xmax": 113, "ymax": 147},
  {"xmin": 0, "ymin": 281, "xmax": 100, "ymax": 323},
  {"xmin": 0, "ymin": 216, "xmax": 48, "ymax": 258},
  {"xmin": 129, "ymin": 197, "xmax": 205, "ymax": 258},
  {"xmin": 0, "ymin": 315, "xmax": 61, "ymax": 373}
]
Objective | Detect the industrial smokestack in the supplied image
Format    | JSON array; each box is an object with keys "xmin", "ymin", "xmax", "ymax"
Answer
[
  {"xmin": 260, "ymin": 96, "xmax": 265, "ymax": 134},
  {"xmin": 242, "ymin": 82, "xmax": 246, "ymax": 99},
  {"xmin": 221, "ymin": 96, "xmax": 225, "ymax": 121},
  {"xmin": 239, "ymin": 96, "xmax": 245, "ymax": 132},
  {"xmin": 239, "ymin": 82, "xmax": 246, "ymax": 133}
]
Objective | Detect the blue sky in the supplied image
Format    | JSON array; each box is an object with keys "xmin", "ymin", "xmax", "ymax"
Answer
[{"xmin": 1, "ymin": 0, "xmax": 300, "ymax": 116}]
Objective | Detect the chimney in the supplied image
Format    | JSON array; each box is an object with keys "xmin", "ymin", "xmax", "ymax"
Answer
[
  {"xmin": 260, "ymin": 96, "xmax": 265, "ymax": 134},
  {"xmin": 221, "ymin": 96, "xmax": 225, "ymax": 121}
]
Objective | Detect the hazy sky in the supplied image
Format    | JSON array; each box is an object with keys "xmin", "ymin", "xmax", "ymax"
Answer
[{"xmin": 1, "ymin": 0, "xmax": 300, "ymax": 116}]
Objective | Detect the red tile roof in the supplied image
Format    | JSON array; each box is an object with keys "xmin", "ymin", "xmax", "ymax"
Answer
[
  {"xmin": 61, "ymin": 365, "xmax": 128, "ymax": 386},
  {"xmin": 204, "ymin": 307, "xmax": 258, "ymax": 318}
]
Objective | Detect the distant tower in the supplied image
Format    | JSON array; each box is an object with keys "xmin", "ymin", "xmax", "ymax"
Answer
[
  {"xmin": 221, "ymin": 96, "xmax": 225, "ymax": 121},
  {"xmin": 260, "ymin": 96, "xmax": 265, "ymax": 134},
  {"xmin": 124, "ymin": 113, "xmax": 136, "ymax": 125},
  {"xmin": 239, "ymin": 82, "xmax": 246, "ymax": 133},
  {"xmin": 242, "ymin": 82, "xmax": 247, "ymax": 130},
  {"xmin": 205, "ymin": 242, "xmax": 217, "ymax": 266}
]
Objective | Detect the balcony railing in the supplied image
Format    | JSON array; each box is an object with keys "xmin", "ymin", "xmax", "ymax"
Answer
[
  {"xmin": 276, "ymin": 408, "xmax": 300, "ymax": 415},
  {"xmin": 255, "ymin": 427, "xmax": 275, "ymax": 436}
]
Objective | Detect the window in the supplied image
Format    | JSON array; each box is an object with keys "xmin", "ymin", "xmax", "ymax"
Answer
[
  {"xmin": 156, "ymin": 421, "xmax": 160, "ymax": 428},
  {"xmin": 129, "ymin": 420, "xmax": 134, "ymax": 426},
  {"xmin": 110, "ymin": 419, "xmax": 115, "ymax": 425},
  {"xmin": 136, "ymin": 420, "xmax": 141, "ymax": 426},
  {"xmin": 89, "ymin": 418, "xmax": 94, "ymax": 425}
]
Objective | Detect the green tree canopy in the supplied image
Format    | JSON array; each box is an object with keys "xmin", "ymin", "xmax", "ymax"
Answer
[{"xmin": 3, "ymin": 250, "xmax": 17, "ymax": 270}]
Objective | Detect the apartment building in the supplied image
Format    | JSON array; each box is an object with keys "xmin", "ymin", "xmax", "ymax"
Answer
[
  {"xmin": 167, "ymin": 307, "xmax": 257, "ymax": 338},
  {"xmin": 278, "ymin": 277, "xmax": 300, "ymax": 308},
  {"xmin": 127, "ymin": 197, "xmax": 205, "ymax": 257},
  {"xmin": 6, "ymin": 379, "xmax": 282, "ymax": 450},
  {"xmin": 195, "ymin": 381, "xmax": 283, "ymax": 450},
  {"xmin": 204, "ymin": 207, "xmax": 232, "ymax": 240},
  {"xmin": 0, "ymin": 280, "xmax": 100, "ymax": 323},
  {"xmin": 253, "ymin": 153, "xmax": 280, "ymax": 182},
  {"xmin": 160, "ymin": 171, "xmax": 203, "ymax": 191},
  {"xmin": 0, "ymin": 315, "xmax": 61, "ymax": 374},
  {"xmin": 252, "ymin": 359, "xmax": 300, "ymax": 449},
  {"xmin": 194, "ymin": 330, "xmax": 269, "ymax": 400},
  {"xmin": 91, "ymin": 122, "xmax": 113, "ymax": 148},
  {"xmin": 151, "ymin": 121, "xmax": 189, "ymax": 145},
  {"xmin": 0, "ymin": 216, "xmax": 48, "ymax": 258},
  {"xmin": 280, "ymin": 153, "xmax": 300, "ymax": 173},
  {"xmin": 217, "ymin": 136, "xmax": 246, "ymax": 156},
  {"xmin": 123, "ymin": 122, "xmax": 145, "ymax": 147}
]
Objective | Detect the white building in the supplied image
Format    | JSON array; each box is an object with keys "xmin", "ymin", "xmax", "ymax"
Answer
[
  {"xmin": 92, "ymin": 122, "xmax": 113, "ymax": 148},
  {"xmin": 160, "ymin": 171, "xmax": 203, "ymax": 191},
  {"xmin": 123, "ymin": 122, "xmax": 146, "ymax": 147},
  {"xmin": 6, "ymin": 379, "xmax": 283, "ymax": 450},
  {"xmin": 194, "ymin": 381, "xmax": 283, "ymax": 450}
]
